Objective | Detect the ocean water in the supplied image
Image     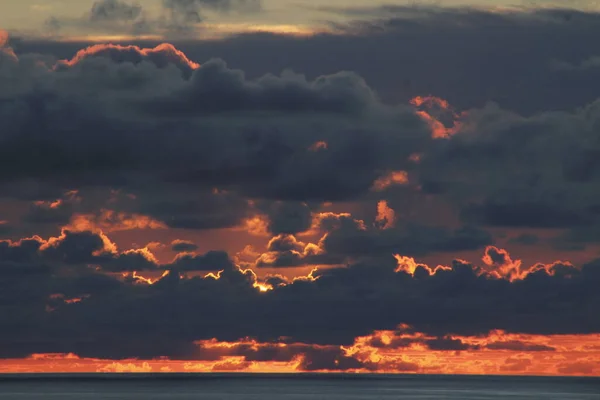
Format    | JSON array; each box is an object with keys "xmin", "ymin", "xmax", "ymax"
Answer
[{"xmin": 0, "ymin": 374, "xmax": 598, "ymax": 399}]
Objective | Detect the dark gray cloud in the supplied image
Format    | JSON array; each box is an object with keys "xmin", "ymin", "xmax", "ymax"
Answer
[
  {"xmin": 0, "ymin": 38, "xmax": 430, "ymax": 207},
  {"xmin": 0, "ymin": 229, "xmax": 155, "ymax": 272},
  {"xmin": 319, "ymin": 214, "xmax": 492, "ymax": 258},
  {"xmin": 252, "ymin": 214, "xmax": 492, "ymax": 268},
  {"xmin": 163, "ymin": 0, "xmax": 262, "ymax": 15},
  {"xmin": 41, "ymin": 230, "xmax": 112, "ymax": 264},
  {"xmin": 132, "ymin": 188, "xmax": 252, "ymax": 230},
  {"xmin": 160, "ymin": 0, "xmax": 262, "ymax": 34},
  {"xmin": 486, "ymin": 341, "xmax": 556, "ymax": 352},
  {"xmin": 18, "ymin": 6, "xmax": 600, "ymax": 114},
  {"xmin": 261, "ymin": 201, "xmax": 313, "ymax": 235},
  {"xmin": 19, "ymin": 191, "xmax": 81, "ymax": 226},
  {"xmin": 149, "ymin": 58, "xmax": 380, "ymax": 115},
  {"xmin": 43, "ymin": 0, "xmax": 263, "ymax": 40},
  {"xmin": 255, "ymin": 248, "xmax": 344, "ymax": 268},
  {"xmin": 416, "ymin": 100, "xmax": 600, "ymax": 236},
  {"xmin": 89, "ymin": 0, "xmax": 144, "ymax": 22},
  {"xmin": 102, "ymin": 250, "xmax": 159, "ymax": 273},
  {"xmin": 2, "ymin": 4, "xmax": 600, "ymax": 365},
  {"xmin": 508, "ymin": 233, "xmax": 540, "ymax": 246},
  {"xmin": 0, "ymin": 241, "xmax": 598, "ymax": 359},
  {"xmin": 13, "ymin": 6, "xmax": 600, "ymax": 228},
  {"xmin": 44, "ymin": 0, "xmax": 151, "ymax": 38},
  {"xmin": 168, "ymin": 250, "xmax": 234, "ymax": 271}
]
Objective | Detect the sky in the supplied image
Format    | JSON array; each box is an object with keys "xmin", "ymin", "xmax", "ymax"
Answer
[
  {"xmin": 3, "ymin": 0, "xmax": 600, "ymax": 38},
  {"xmin": 1, "ymin": 0, "xmax": 600, "ymax": 376}
]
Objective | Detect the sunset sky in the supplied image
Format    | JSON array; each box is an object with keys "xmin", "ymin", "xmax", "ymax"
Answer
[{"xmin": 1, "ymin": 0, "xmax": 600, "ymax": 376}]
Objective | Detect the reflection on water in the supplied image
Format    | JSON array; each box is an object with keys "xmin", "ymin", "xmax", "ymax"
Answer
[{"xmin": 0, "ymin": 374, "xmax": 598, "ymax": 399}]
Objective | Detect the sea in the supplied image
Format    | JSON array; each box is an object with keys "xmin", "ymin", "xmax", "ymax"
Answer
[{"xmin": 0, "ymin": 374, "xmax": 598, "ymax": 399}]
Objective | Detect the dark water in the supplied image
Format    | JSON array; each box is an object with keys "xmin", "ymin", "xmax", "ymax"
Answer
[{"xmin": 0, "ymin": 374, "xmax": 598, "ymax": 399}]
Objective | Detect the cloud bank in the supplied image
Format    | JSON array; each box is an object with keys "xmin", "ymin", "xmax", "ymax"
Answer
[{"xmin": 2, "ymin": 4, "xmax": 600, "ymax": 376}]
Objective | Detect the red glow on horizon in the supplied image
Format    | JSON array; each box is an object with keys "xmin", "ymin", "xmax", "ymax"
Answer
[{"xmin": 2, "ymin": 330, "xmax": 598, "ymax": 376}]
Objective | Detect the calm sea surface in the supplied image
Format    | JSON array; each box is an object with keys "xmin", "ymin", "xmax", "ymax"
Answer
[{"xmin": 0, "ymin": 374, "xmax": 598, "ymax": 399}]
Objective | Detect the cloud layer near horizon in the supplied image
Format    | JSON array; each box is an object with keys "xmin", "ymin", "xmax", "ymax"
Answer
[{"xmin": 1, "ymin": 5, "xmax": 600, "ymax": 376}]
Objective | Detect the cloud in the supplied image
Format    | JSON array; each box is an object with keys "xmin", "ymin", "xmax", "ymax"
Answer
[
  {"xmin": 320, "ymin": 216, "xmax": 492, "ymax": 258},
  {"xmin": 168, "ymin": 250, "xmax": 235, "ymax": 271},
  {"xmin": 254, "ymin": 233, "xmax": 343, "ymax": 268},
  {"xmin": 19, "ymin": 5, "xmax": 600, "ymax": 111},
  {"xmin": 147, "ymin": 58, "xmax": 382, "ymax": 115},
  {"xmin": 3, "ymin": 6, "xmax": 600, "ymax": 372},
  {"xmin": 0, "ymin": 223, "xmax": 598, "ymax": 360},
  {"xmin": 486, "ymin": 341, "xmax": 556, "ymax": 352},
  {"xmin": 56, "ymin": 42, "xmax": 200, "ymax": 76},
  {"xmin": 171, "ymin": 239, "xmax": 199, "ymax": 252},
  {"xmin": 67, "ymin": 209, "xmax": 167, "ymax": 233},
  {"xmin": 260, "ymin": 201, "xmax": 313, "ymax": 235},
  {"xmin": 13, "ymin": 10, "xmax": 600, "ymax": 238},
  {"xmin": 411, "ymin": 97, "xmax": 600, "ymax": 240},
  {"xmin": 89, "ymin": 0, "xmax": 144, "ymax": 22},
  {"xmin": 0, "ymin": 37, "xmax": 431, "ymax": 207},
  {"xmin": 250, "ymin": 205, "xmax": 492, "ymax": 268},
  {"xmin": 158, "ymin": 0, "xmax": 263, "ymax": 36},
  {"xmin": 41, "ymin": 230, "xmax": 116, "ymax": 264},
  {"xmin": 21, "ymin": 191, "xmax": 81, "ymax": 226},
  {"xmin": 163, "ymin": 0, "xmax": 262, "ymax": 16},
  {"xmin": 43, "ymin": 0, "xmax": 152, "ymax": 38},
  {"xmin": 508, "ymin": 233, "xmax": 540, "ymax": 246},
  {"xmin": 0, "ymin": 228, "xmax": 161, "ymax": 273},
  {"xmin": 44, "ymin": 0, "xmax": 264, "ymax": 38}
]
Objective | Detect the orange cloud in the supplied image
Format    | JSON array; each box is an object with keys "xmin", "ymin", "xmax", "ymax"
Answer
[
  {"xmin": 0, "ymin": 30, "xmax": 8, "ymax": 47},
  {"xmin": 48, "ymin": 293, "xmax": 90, "ymax": 304},
  {"xmin": 479, "ymin": 246, "xmax": 576, "ymax": 282},
  {"xmin": 308, "ymin": 141, "xmax": 328, "ymax": 152},
  {"xmin": 122, "ymin": 270, "xmax": 170, "ymax": 285},
  {"xmin": 394, "ymin": 247, "xmax": 577, "ymax": 282},
  {"xmin": 371, "ymin": 171, "xmax": 409, "ymax": 191},
  {"xmin": 57, "ymin": 43, "xmax": 200, "ymax": 70},
  {"xmin": 33, "ymin": 190, "xmax": 82, "ymax": 210},
  {"xmin": 410, "ymin": 95, "xmax": 463, "ymax": 139},
  {"xmin": 2, "ymin": 330, "xmax": 598, "ymax": 375},
  {"xmin": 295, "ymin": 211, "xmax": 355, "ymax": 238},
  {"xmin": 0, "ymin": 30, "xmax": 17, "ymax": 61},
  {"xmin": 235, "ymin": 214, "xmax": 270, "ymax": 237},
  {"xmin": 67, "ymin": 209, "xmax": 167, "ymax": 233},
  {"xmin": 40, "ymin": 228, "xmax": 118, "ymax": 256},
  {"xmin": 410, "ymin": 95, "xmax": 451, "ymax": 109},
  {"xmin": 98, "ymin": 362, "xmax": 153, "ymax": 373},
  {"xmin": 394, "ymin": 254, "xmax": 451, "ymax": 276},
  {"xmin": 375, "ymin": 200, "xmax": 396, "ymax": 230}
]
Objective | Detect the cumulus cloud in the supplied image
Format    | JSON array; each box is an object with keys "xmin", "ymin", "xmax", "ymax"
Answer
[
  {"xmin": 0, "ymin": 38, "xmax": 430, "ymax": 208},
  {"xmin": 168, "ymin": 250, "xmax": 235, "ymax": 271},
  {"xmin": 55, "ymin": 42, "xmax": 200, "ymax": 76},
  {"xmin": 320, "ymin": 214, "xmax": 492, "ymax": 258},
  {"xmin": 0, "ymin": 227, "xmax": 598, "ymax": 360},
  {"xmin": 3, "ymin": 5, "xmax": 600, "ymax": 371},
  {"xmin": 261, "ymin": 201, "xmax": 313, "ymax": 235},
  {"xmin": 171, "ymin": 239, "xmax": 199, "ymax": 252},
  {"xmin": 417, "ymin": 99, "xmax": 600, "ymax": 239}
]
